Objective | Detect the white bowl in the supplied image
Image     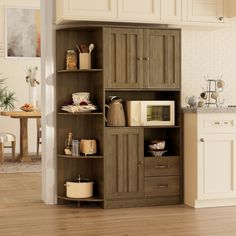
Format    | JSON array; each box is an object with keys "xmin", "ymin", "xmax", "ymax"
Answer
[
  {"xmin": 148, "ymin": 150, "xmax": 168, "ymax": 157},
  {"xmin": 149, "ymin": 141, "xmax": 165, "ymax": 150},
  {"xmin": 72, "ymin": 92, "xmax": 90, "ymax": 105}
]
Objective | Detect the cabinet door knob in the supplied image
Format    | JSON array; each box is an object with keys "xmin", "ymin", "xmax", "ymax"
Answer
[
  {"xmin": 139, "ymin": 160, "xmax": 144, "ymax": 165},
  {"xmin": 137, "ymin": 57, "xmax": 143, "ymax": 61},
  {"xmin": 219, "ymin": 17, "xmax": 224, "ymax": 21},
  {"xmin": 200, "ymin": 138, "xmax": 205, "ymax": 142},
  {"xmin": 144, "ymin": 57, "xmax": 150, "ymax": 61}
]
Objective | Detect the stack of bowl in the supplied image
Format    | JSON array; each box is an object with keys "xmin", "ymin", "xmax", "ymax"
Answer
[{"xmin": 148, "ymin": 140, "xmax": 167, "ymax": 157}]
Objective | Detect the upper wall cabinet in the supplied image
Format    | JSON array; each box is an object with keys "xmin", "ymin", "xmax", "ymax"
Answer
[
  {"xmin": 56, "ymin": 0, "xmax": 117, "ymax": 23},
  {"xmin": 56, "ymin": 0, "xmax": 230, "ymax": 26},
  {"xmin": 118, "ymin": 0, "xmax": 161, "ymax": 23},
  {"xmin": 161, "ymin": 0, "xmax": 182, "ymax": 21},
  {"xmin": 185, "ymin": 0, "xmax": 224, "ymax": 23}
]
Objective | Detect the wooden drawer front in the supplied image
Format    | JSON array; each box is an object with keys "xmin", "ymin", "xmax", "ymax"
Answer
[
  {"xmin": 145, "ymin": 156, "xmax": 179, "ymax": 177},
  {"xmin": 145, "ymin": 176, "xmax": 180, "ymax": 197}
]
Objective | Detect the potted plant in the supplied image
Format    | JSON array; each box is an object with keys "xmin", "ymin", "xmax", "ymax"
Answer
[{"xmin": 0, "ymin": 75, "xmax": 16, "ymax": 111}]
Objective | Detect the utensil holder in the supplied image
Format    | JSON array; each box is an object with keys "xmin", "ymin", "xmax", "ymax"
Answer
[{"xmin": 79, "ymin": 53, "xmax": 91, "ymax": 69}]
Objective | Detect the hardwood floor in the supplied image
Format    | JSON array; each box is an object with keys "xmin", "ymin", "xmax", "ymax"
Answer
[{"xmin": 1, "ymin": 173, "xmax": 236, "ymax": 235}]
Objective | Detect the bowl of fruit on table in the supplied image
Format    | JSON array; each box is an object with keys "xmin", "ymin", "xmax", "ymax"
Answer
[{"xmin": 20, "ymin": 103, "xmax": 34, "ymax": 112}]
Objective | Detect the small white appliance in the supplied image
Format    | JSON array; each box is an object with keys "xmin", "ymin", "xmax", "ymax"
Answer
[{"xmin": 126, "ymin": 101, "xmax": 175, "ymax": 126}]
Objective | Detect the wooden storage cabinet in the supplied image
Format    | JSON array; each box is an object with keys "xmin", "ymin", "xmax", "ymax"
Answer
[
  {"xmin": 104, "ymin": 128, "xmax": 144, "ymax": 199},
  {"xmin": 104, "ymin": 28, "xmax": 181, "ymax": 89},
  {"xmin": 56, "ymin": 25, "xmax": 182, "ymax": 208}
]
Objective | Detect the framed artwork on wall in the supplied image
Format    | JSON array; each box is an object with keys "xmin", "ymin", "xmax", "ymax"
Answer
[{"xmin": 5, "ymin": 7, "xmax": 41, "ymax": 58}]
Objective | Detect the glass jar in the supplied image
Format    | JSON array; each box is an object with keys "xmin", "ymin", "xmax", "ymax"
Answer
[{"xmin": 66, "ymin": 50, "xmax": 77, "ymax": 70}]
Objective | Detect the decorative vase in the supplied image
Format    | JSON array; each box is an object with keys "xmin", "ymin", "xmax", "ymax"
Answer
[{"xmin": 29, "ymin": 86, "xmax": 37, "ymax": 108}]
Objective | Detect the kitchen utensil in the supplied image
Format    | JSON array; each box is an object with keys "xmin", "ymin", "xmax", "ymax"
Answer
[
  {"xmin": 80, "ymin": 43, "xmax": 88, "ymax": 53},
  {"xmin": 185, "ymin": 96, "xmax": 198, "ymax": 108},
  {"xmin": 80, "ymin": 139, "xmax": 97, "ymax": 155},
  {"xmin": 148, "ymin": 150, "xmax": 168, "ymax": 157},
  {"xmin": 106, "ymin": 97, "xmax": 126, "ymax": 126},
  {"xmin": 64, "ymin": 180, "xmax": 93, "ymax": 198},
  {"xmin": 89, "ymin": 43, "xmax": 94, "ymax": 53}
]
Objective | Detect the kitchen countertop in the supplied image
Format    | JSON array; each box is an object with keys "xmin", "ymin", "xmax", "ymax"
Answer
[{"xmin": 182, "ymin": 107, "xmax": 236, "ymax": 113}]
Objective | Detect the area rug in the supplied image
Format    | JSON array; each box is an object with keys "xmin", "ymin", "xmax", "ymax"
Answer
[{"xmin": 0, "ymin": 156, "xmax": 41, "ymax": 173}]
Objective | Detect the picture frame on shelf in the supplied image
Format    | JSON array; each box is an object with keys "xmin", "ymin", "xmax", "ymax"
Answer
[{"xmin": 5, "ymin": 7, "xmax": 41, "ymax": 59}]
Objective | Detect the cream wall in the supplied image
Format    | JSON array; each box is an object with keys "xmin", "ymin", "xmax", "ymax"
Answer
[
  {"xmin": 182, "ymin": 25, "xmax": 236, "ymax": 107},
  {"xmin": 0, "ymin": 0, "xmax": 40, "ymax": 153}
]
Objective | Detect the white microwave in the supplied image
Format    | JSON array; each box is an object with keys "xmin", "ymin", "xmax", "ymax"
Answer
[{"xmin": 126, "ymin": 101, "xmax": 175, "ymax": 126}]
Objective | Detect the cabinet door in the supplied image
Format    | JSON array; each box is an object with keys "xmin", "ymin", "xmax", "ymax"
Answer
[
  {"xmin": 118, "ymin": 0, "xmax": 161, "ymax": 22},
  {"xmin": 57, "ymin": 0, "xmax": 117, "ymax": 22},
  {"xmin": 198, "ymin": 134, "xmax": 236, "ymax": 199},
  {"xmin": 143, "ymin": 30, "xmax": 181, "ymax": 89},
  {"xmin": 104, "ymin": 128, "xmax": 144, "ymax": 199},
  {"xmin": 104, "ymin": 28, "xmax": 143, "ymax": 89},
  {"xmin": 161, "ymin": 0, "xmax": 182, "ymax": 21},
  {"xmin": 186, "ymin": 0, "xmax": 224, "ymax": 23}
]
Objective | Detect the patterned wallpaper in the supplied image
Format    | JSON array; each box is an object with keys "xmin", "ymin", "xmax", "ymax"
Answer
[{"xmin": 181, "ymin": 25, "xmax": 236, "ymax": 107}]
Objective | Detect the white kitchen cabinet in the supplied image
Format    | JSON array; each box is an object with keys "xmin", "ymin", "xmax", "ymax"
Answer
[
  {"xmin": 118, "ymin": 0, "xmax": 161, "ymax": 22},
  {"xmin": 56, "ymin": 0, "xmax": 117, "ymax": 23},
  {"xmin": 161, "ymin": 0, "xmax": 182, "ymax": 21},
  {"xmin": 185, "ymin": 0, "xmax": 224, "ymax": 23},
  {"xmin": 184, "ymin": 111, "xmax": 236, "ymax": 208}
]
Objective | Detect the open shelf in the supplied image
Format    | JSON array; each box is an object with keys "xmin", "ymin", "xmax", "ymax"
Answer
[
  {"xmin": 57, "ymin": 112, "xmax": 103, "ymax": 116},
  {"xmin": 105, "ymin": 126, "xmax": 181, "ymax": 129},
  {"xmin": 144, "ymin": 155, "xmax": 180, "ymax": 159},
  {"xmin": 58, "ymin": 154, "xmax": 103, "ymax": 159},
  {"xmin": 58, "ymin": 195, "xmax": 103, "ymax": 202},
  {"xmin": 57, "ymin": 69, "xmax": 103, "ymax": 73}
]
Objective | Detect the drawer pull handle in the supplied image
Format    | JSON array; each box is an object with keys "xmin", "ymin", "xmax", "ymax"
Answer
[
  {"xmin": 157, "ymin": 184, "xmax": 169, "ymax": 188},
  {"xmin": 200, "ymin": 138, "xmax": 205, "ymax": 142},
  {"xmin": 155, "ymin": 165, "xmax": 170, "ymax": 169},
  {"xmin": 214, "ymin": 122, "xmax": 220, "ymax": 125}
]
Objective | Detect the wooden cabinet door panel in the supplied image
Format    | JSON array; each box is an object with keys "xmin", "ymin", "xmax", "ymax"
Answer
[
  {"xmin": 62, "ymin": 0, "xmax": 117, "ymax": 20},
  {"xmin": 144, "ymin": 29, "xmax": 181, "ymax": 89},
  {"xmin": 104, "ymin": 28, "xmax": 143, "ymax": 88},
  {"xmin": 198, "ymin": 134, "xmax": 236, "ymax": 199},
  {"xmin": 161, "ymin": 0, "xmax": 182, "ymax": 21},
  {"xmin": 118, "ymin": 0, "xmax": 161, "ymax": 22},
  {"xmin": 186, "ymin": 0, "xmax": 224, "ymax": 23},
  {"xmin": 105, "ymin": 128, "xmax": 144, "ymax": 199}
]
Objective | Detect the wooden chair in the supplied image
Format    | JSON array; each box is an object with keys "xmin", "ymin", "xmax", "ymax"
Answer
[
  {"xmin": 0, "ymin": 132, "xmax": 16, "ymax": 163},
  {"xmin": 36, "ymin": 118, "xmax": 42, "ymax": 156}
]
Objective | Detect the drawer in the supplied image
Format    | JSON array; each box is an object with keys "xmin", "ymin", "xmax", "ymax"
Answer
[
  {"xmin": 145, "ymin": 176, "xmax": 180, "ymax": 197},
  {"xmin": 144, "ymin": 156, "xmax": 179, "ymax": 177},
  {"xmin": 199, "ymin": 114, "xmax": 236, "ymax": 134}
]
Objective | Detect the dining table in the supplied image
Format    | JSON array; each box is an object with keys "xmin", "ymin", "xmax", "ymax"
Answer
[{"xmin": 0, "ymin": 111, "xmax": 41, "ymax": 162}]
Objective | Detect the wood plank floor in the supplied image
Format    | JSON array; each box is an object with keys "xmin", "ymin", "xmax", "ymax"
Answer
[{"xmin": 1, "ymin": 173, "xmax": 236, "ymax": 236}]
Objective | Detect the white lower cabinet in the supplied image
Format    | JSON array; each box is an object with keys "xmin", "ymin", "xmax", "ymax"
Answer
[{"xmin": 184, "ymin": 112, "xmax": 236, "ymax": 208}]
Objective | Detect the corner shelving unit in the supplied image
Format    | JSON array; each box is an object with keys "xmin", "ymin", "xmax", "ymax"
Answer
[{"xmin": 56, "ymin": 27, "xmax": 104, "ymax": 206}]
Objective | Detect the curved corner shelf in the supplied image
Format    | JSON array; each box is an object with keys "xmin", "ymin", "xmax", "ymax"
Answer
[
  {"xmin": 57, "ymin": 112, "xmax": 103, "ymax": 116},
  {"xmin": 58, "ymin": 195, "xmax": 103, "ymax": 202},
  {"xmin": 57, "ymin": 69, "xmax": 103, "ymax": 73},
  {"xmin": 58, "ymin": 154, "xmax": 103, "ymax": 159}
]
